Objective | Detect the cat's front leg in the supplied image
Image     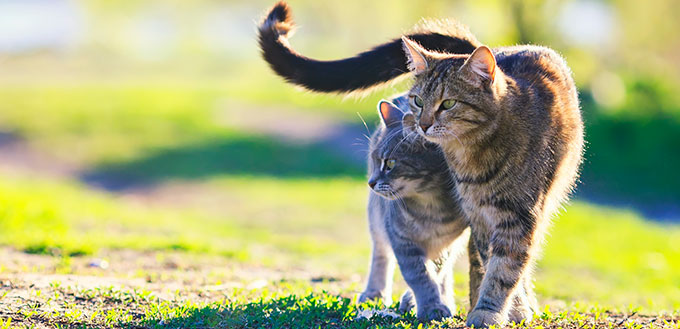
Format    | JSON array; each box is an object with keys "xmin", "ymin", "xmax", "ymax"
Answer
[
  {"xmin": 359, "ymin": 209, "xmax": 396, "ymax": 305},
  {"xmin": 399, "ymin": 256, "xmax": 456, "ymax": 314},
  {"xmin": 393, "ymin": 240, "xmax": 451, "ymax": 321},
  {"xmin": 358, "ymin": 241, "xmax": 396, "ymax": 305},
  {"xmin": 466, "ymin": 220, "xmax": 535, "ymax": 328}
]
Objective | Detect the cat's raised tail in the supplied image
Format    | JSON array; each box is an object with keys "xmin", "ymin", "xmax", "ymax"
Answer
[{"xmin": 257, "ymin": 1, "xmax": 481, "ymax": 94}]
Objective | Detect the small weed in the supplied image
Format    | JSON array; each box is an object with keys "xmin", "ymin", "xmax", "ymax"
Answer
[{"xmin": 0, "ymin": 318, "xmax": 11, "ymax": 329}]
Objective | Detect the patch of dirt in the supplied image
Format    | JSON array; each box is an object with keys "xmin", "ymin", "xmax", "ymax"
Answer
[
  {"xmin": 0, "ymin": 247, "xmax": 358, "ymax": 328},
  {"xmin": 1, "ymin": 247, "xmax": 678, "ymax": 328}
]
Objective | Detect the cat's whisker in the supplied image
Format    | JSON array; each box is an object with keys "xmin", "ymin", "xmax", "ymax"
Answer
[
  {"xmin": 386, "ymin": 130, "xmax": 414, "ymax": 160},
  {"xmin": 356, "ymin": 112, "xmax": 371, "ymax": 137},
  {"xmin": 390, "ymin": 190, "xmax": 408, "ymax": 211},
  {"xmin": 449, "ymin": 131, "xmax": 463, "ymax": 145},
  {"xmin": 396, "ymin": 192, "xmax": 408, "ymax": 211}
]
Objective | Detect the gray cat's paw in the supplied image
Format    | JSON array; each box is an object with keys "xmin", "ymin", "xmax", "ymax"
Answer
[
  {"xmin": 417, "ymin": 302, "xmax": 452, "ymax": 321},
  {"xmin": 357, "ymin": 290, "xmax": 390, "ymax": 305},
  {"xmin": 466, "ymin": 309, "xmax": 505, "ymax": 328},
  {"xmin": 398, "ymin": 290, "xmax": 415, "ymax": 313}
]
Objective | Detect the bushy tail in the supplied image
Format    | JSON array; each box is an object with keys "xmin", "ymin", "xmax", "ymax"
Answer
[{"xmin": 257, "ymin": 1, "xmax": 481, "ymax": 94}]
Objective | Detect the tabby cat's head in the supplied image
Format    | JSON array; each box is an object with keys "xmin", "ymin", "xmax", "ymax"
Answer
[
  {"xmin": 368, "ymin": 100, "xmax": 449, "ymax": 200},
  {"xmin": 400, "ymin": 37, "xmax": 505, "ymax": 146}
]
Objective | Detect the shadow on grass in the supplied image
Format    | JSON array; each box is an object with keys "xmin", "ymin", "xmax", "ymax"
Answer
[
  {"xmin": 78, "ymin": 93, "xmax": 680, "ymax": 221},
  {"xmin": 80, "ymin": 131, "xmax": 368, "ymax": 191}
]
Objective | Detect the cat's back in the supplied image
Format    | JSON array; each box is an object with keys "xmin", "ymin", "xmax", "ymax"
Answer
[
  {"xmin": 493, "ymin": 45, "xmax": 584, "ymax": 213},
  {"xmin": 494, "ymin": 45, "xmax": 577, "ymax": 100},
  {"xmin": 493, "ymin": 45, "xmax": 582, "ymax": 130}
]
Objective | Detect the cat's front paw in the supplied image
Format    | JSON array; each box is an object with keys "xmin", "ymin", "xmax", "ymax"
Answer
[
  {"xmin": 466, "ymin": 309, "xmax": 505, "ymax": 328},
  {"xmin": 417, "ymin": 302, "xmax": 452, "ymax": 321},
  {"xmin": 357, "ymin": 290, "xmax": 390, "ymax": 306}
]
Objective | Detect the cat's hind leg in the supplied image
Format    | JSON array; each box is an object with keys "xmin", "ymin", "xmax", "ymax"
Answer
[
  {"xmin": 467, "ymin": 236, "xmax": 485, "ymax": 307},
  {"xmin": 393, "ymin": 239, "xmax": 452, "ymax": 321},
  {"xmin": 398, "ymin": 289, "xmax": 416, "ymax": 313}
]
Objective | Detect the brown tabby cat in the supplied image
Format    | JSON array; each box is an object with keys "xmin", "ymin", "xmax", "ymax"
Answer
[
  {"xmin": 399, "ymin": 39, "xmax": 584, "ymax": 327},
  {"xmin": 257, "ymin": 2, "xmax": 584, "ymax": 328}
]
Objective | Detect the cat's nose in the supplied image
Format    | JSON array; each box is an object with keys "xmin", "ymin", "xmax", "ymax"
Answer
[
  {"xmin": 368, "ymin": 180, "xmax": 377, "ymax": 189},
  {"xmin": 420, "ymin": 123, "xmax": 432, "ymax": 132}
]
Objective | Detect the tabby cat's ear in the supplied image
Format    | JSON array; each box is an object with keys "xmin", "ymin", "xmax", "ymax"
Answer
[
  {"xmin": 401, "ymin": 37, "xmax": 429, "ymax": 74},
  {"xmin": 460, "ymin": 45, "xmax": 496, "ymax": 84},
  {"xmin": 378, "ymin": 100, "xmax": 404, "ymax": 127}
]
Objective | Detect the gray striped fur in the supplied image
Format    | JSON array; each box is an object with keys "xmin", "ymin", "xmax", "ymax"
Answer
[{"xmin": 358, "ymin": 95, "xmax": 469, "ymax": 320}]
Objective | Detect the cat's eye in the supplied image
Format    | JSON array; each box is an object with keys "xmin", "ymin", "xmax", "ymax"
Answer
[
  {"xmin": 441, "ymin": 99, "xmax": 457, "ymax": 109},
  {"xmin": 384, "ymin": 159, "xmax": 396, "ymax": 171},
  {"xmin": 412, "ymin": 95, "xmax": 424, "ymax": 108}
]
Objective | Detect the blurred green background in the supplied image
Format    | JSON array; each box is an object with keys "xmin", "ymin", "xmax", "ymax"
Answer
[{"xmin": 0, "ymin": 0, "xmax": 679, "ymax": 312}]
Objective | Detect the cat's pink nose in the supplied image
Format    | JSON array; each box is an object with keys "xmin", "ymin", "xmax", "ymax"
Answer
[
  {"xmin": 420, "ymin": 123, "xmax": 431, "ymax": 132},
  {"xmin": 368, "ymin": 180, "xmax": 377, "ymax": 189}
]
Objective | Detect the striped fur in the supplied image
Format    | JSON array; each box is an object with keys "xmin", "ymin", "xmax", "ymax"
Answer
[{"xmin": 402, "ymin": 43, "xmax": 584, "ymax": 328}]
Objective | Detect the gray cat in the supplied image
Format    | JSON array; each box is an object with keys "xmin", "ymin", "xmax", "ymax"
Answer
[{"xmin": 358, "ymin": 96, "xmax": 469, "ymax": 320}]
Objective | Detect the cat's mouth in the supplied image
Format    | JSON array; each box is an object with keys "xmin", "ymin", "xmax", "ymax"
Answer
[
  {"xmin": 372, "ymin": 184, "xmax": 399, "ymax": 199},
  {"xmin": 422, "ymin": 126, "xmax": 450, "ymax": 140}
]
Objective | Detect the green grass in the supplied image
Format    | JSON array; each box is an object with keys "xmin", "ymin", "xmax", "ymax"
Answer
[
  {"xmin": 1, "ymin": 170, "xmax": 680, "ymax": 312},
  {"xmin": 0, "ymin": 72, "xmax": 679, "ymax": 328},
  {"xmin": 1, "ymin": 79, "xmax": 678, "ymax": 213},
  {"xmin": 0, "ymin": 172, "xmax": 368, "ymax": 270},
  {"xmin": 5, "ymin": 281, "xmax": 678, "ymax": 329},
  {"xmin": 0, "ymin": 76, "xmax": 394, "ymax": 166}
]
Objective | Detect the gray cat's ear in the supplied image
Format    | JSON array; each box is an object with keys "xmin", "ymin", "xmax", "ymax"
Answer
[
  {"xmin": 401, "ymin": 37, "xmax": 429, "ymax": 74},
  {"xmin": 460, "ymin": 45, "xmax": 496, "ymax": 83},
  {"xmin": 401, "ymin": 112, "xmax": 419, "ymax": 138},
  {"xmin": 378, "ymin": 100, "xmax": 404, "ymax": 127}
]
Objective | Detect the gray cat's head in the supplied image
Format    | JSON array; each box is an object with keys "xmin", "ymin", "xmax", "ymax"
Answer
[{"xmin": 368, "ymin": 100, "xmax": 450, "ymax": 200}]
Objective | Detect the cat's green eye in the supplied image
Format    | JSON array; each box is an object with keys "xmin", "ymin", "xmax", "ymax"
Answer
[
  {"xmin": 413, "ymin": 95, "xmax": 424, "ymax": 108},
  {"xmin": 441, "ymin": 99, "xmax": 457, "ymax": 109},
  {"xmin": 384, "ymin": 159, "xmax": 396, "ymax": 171}
]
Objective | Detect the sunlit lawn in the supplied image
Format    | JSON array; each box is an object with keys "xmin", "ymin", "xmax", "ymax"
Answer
[
  {"xmin": 0, "ymin": 78, "xmax": 679, "ymax": 328},
  {"xmin": 2, "ymin": 167, "xmax": 680, "ymax": 312}
]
